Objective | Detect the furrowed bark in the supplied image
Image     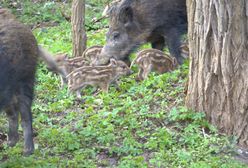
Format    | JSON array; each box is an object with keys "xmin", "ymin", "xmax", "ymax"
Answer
[{"xmin": 186, "ymin": 0, "xmax": 248, "ymax": 147}]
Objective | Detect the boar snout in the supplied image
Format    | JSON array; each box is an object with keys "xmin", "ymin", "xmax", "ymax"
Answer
[
  {"xmin": 92, "ymin": 47, "xmax": 112, "ymax": 65},
  {"xmin": 127, "ymin": 69, "xmax": 133, "ymax": 75}
]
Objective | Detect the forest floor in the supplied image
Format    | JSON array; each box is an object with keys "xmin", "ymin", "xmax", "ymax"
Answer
[{"xmin": 0, "ymin": 1, "xmax": 248, "ymax": 167}]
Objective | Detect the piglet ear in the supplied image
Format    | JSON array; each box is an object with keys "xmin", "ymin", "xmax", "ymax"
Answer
[
  {"xmin": 64, "ymin": 54, "xmax": 69, "ymax": 60},
  {"xmin": 118, "ymin": 6, "xmax": 133, "ymax": 24},
  {"xmin": 110, "ymin": 58, "xmax": 117, "ymax": 66},
  {"xmin": 62, "ymin": 54, "xmax": 69, "ymax": 61}
]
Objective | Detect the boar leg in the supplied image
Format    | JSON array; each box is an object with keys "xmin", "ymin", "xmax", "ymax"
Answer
[
  {"xmin": 140, "ymin": 59, "xmax": 152, "ymax": 80},
  {"xmin": 142, "ymin": 64, "xmax": 152, "ymax": 80},
  {"xmin": 100, "ymin": 83, "xmax": 109, "ymax": 93},
  {"xmin": 19, "ymin": 83, "xmax": 34, "ymax": 156},
  {"xmin": 151, "ymin": 36, "xmax": 165, "ymax": 51},
  {"xmin": 121, "ymin": 57, "xmax": 131, "ymax": 67},
  {"xmin": 165, "ymin": 28, "xmax": 184, "ymax": 64},
  {"xmin": 76, "ymin": 90, "xmax": 82, "ymax": 99},
  {"xmin": 5, "ymin": 102, "xmax": 19, "ymax": 147},
  {"xmin": 67, "ymin": 88, "xmax": 81, "ymax": 99},
  {"xmin": 60, "ymin": 75, "xmax": 67, "ymax": 88},
  {"xmin": 111, "ymin": 80, "xmax": 121, "ymax": 91},
  {"xmin": 75, "ymin": 85, "xmax": 87, "ymax": 99},
  {"xmin": 137, "ymin": 68, "xmax": 144, "ymax": 81}
]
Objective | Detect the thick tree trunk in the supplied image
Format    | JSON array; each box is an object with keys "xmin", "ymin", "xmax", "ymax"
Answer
[
  {"xmin": 71, "ymin": 0, "xmax": 87, "ymax": 57},
  {"xmin": 186, "ymin": 0, "xmax": 248, "ymax": 147}
]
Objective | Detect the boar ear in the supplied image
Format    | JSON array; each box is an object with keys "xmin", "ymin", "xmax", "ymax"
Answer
[
  {"xmin": 62, "ymin": 54, "xmax": 68, "ymax": 61},
  {"xmin": 65, "ymin": 54, "xmax": 69, "ymax": 59},
  {"xmin": 110, "ymin": 58, "xmax": 117, "ymax": 66},
  {"xmin": 119, "ymin": 6, "xmax": 133, "ymax": 24},
  {"xmin": 64, "ymin": 54, "xmax": 68, "ymax": 59}
]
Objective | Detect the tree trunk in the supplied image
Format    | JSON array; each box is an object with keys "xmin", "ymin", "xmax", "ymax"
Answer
[
  {"xmin": 71, "ymin": 0, "xmax": 87, "ymax": 57},
  {"xmin": 186, "ymin": 0, "xmax": 248, "ymax": 147}
]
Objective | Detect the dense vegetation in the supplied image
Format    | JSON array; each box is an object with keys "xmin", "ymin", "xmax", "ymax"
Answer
[{"xmin": 0, "ymin": 1, "xmax": 247, "ymax": 167}]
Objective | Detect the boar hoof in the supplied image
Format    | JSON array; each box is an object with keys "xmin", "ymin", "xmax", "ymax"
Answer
[
  {"xmin": 135, "ymin": 76, "xmax": 143, "ymax": 82},
  {"xmin": 75, "ymin": 98, "xmax": 86, "ymax": 104},
  {"xmin": 176, "ymin": 57, "xmax": 184, "ymax": 65},
  {"xmin": 80, "ymin": 99, "xmax": 86, "ymax": 104},
  {"xmin": 8, "ymin": 135, "xmax": 19, "ymax": 147},
  {"xmin": 23, "ymin": 146, "xmax": 34, "ymax": 156}
]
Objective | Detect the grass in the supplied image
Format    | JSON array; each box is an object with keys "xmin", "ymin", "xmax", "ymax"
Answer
[{"xmin": 0, "ymin": 1, "xmax": 248, "ymax": 167}]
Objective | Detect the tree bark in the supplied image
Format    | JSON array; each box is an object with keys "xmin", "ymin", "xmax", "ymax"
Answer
[
  {"xmin": 186, "ymin": 0, "xmax": 248, "ymax": 147},
  {"xmin": 71, "ymin": 0, "xmax": 87, "ymax": 57}
]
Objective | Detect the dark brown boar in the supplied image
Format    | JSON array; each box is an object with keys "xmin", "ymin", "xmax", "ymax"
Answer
[
  {"xmin": 97, "ymin": 0, "xmax": 187, "ymax": 65},
  {"xmin": 0, "ymin": 8, "xmax": 65, "ymax": 155}
]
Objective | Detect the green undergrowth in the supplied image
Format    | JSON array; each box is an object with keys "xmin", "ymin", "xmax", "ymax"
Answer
[
  {"xmin": 0, "ymin": 51, "xmax": 244, "ymax": 168},
  {"xmin": 1, "ymin": 0, "xmax": 65, "ymax": 26},
  {"xmin": 0, "ymin": 24, "xmax": 246, "ymax": 166},
  {"xmin": 1, "ymin": 0, "xmax": 111, "ymax": 30},
  {"xmin": 33, "ymin": 21, "xmax": 107, "ymax": 56},
  {"xmin": 0, "ymin": 1, "xmax": 247, "ymax": 167}
]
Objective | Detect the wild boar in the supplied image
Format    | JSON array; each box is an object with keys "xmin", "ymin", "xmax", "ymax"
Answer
[
  {"xmin": 179, "ymin": 42, "xmax": 189, "ymax": 58},
  {"xmin": 0, "ymin": 8, "xmax": 65, "ymax": 155},
  {"xmin": 97, "ymin": 0, "xmax": 187, "ymax": 65},
  {"xmin": 82, "ymin": 45, "xmax": 103, "ymax": 65},
  {"xmin": 102, "ymin": 0, "xmax": 122, "ymax": 17},
  {"xmin": 54, "ymin": 46, "xmax": 103, "ymax": 86},
  {"xmin": 131, "ymin": 49, "xmax": 176, "ymax": 80},
  {"xmin": 67, "ymin": 59, "xmax": 131, "ymax": 98},
  {"xmin": 54, "ymin": 53, "xmax": 87, "ymax": 87}
]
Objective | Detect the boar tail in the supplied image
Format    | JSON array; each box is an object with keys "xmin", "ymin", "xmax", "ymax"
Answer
[{"xmin": 38, "ymin": 46, "xmax": 67, "ymax": 79}]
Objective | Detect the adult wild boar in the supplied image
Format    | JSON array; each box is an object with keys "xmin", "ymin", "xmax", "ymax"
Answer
[
  {"xmin": 0, "ymin": 8, "xmax": 65, "ymax": 155},
  {"xmin": 97, "ymin": 0, "xmax": 187, "ymax": 65}
]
